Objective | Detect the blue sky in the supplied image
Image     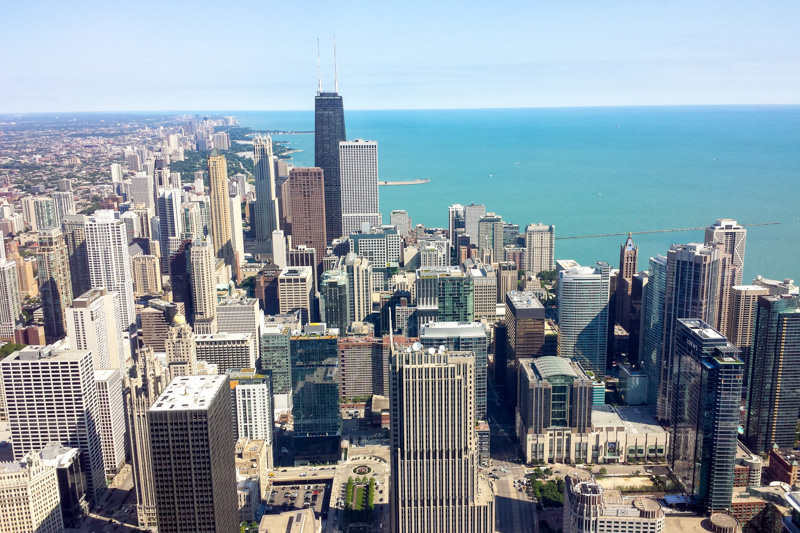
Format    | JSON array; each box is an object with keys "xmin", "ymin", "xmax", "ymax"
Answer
[{"xmin": 1, "ymin": 0, "xmax": 798, "ymax": 112}]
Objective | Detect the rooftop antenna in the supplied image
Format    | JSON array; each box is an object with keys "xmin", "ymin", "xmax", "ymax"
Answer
[
  {"xmin": 333, "ymin": 34, "xmax": 339, "ymax": 94},
  {"xmin": 317, "ymin": 39, "xmax": 322, "ymax": 95}
]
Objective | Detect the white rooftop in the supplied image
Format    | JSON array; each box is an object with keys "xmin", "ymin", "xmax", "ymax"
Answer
[
  {"xmin": 419, "ymin": 322, "xmax": 487, "ymax": 337},
  {"xmin": 150, "ymin": 374, "xmax": 226, "ymax": 412}
]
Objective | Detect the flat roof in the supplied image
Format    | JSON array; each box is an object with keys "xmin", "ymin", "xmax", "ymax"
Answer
[
  {"xmin": 506, "ymin": 291, "xmax": 544, "ymax": 309},
  {"xmin": 592, "ymin": 405, "xmax": 666, "ymax": 434},
  {"xmin": 419, "ymin": 322, "xmax": 487, "ymax": 338},
  {"xmin": 150, "ymin": 374, "xmax": 227, "ymax": 412}
]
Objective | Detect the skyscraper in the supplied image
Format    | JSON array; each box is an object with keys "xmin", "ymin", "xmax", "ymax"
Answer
[
  {"xmin": 315, "ymin": 89, "xmax": 346, "ymax": 242},
  {"xmin": 189, "ymin": 238, "xmax": 217, "ymax": 332},
  {"xmin": 463, "ymin": 203, "xmax": 486, "ymax": 247},
  {"xmin": 390, "ymin": 209, "xmax": 412, "ymax": 238},
  {"xmin": 744, "ymin": 294, "xmax": 800, "ymax": 454},
  {"xmin": 557, "ymin": 262, "xmax": 611, "ymax": 376},
  {"xmin": 62, "ymin": 214, "xmax": 92, "ymax": 299},
  {"xmin": 0, "ymin": 233, "xmax": 22, "ymax": 340},
  {"xmin": 36, "ymin": 228, "xmax": 73, "ymax": 342},
  {"xmin": 289, "ymin": 167, "xmax": 327, "ymax": 275},
  {"xmin": 640, "ymin": 255, "xmax": 667, "ymax": 407},
  {"xmin": 148, "ymin": 374, "xmax": 239, "ymax": 533},
  {"xmin": 228, "ymin": 368, "xmax": 273, "ymax": 442},
  {"xmin": 524, "ymin": 223, "xmax": 556, "ymax": 277},
  {"xmin": 705, "ymin": 219, "xmax": 746, "ymax": 334},
  {"xmin": 94, "ymin": 369, "xmax": 127, "ymax": 475},
  {"xmin": 390, "ymin": 345, "xmax": 494, "ymax": 532},
  {"xmin": 725, "ymin": 285, "xmax": 769, "ymax": 384},
  {"xmin": 339, "ymin": 139, "xmax": 380, "ymax": 236},
  {"xmin": 615, "ymin": 233, "xmax": 638, "ymax": 331},
  {"xmin": 253, "ymin": 135, "xmax": 280, "ymax": 255},
  {"xmin": 156, "ymin": 188, "xmax": 184, "ymax": 273},
  {"xmin": 477, "ymin": 213, "xmax": 504, "ymax": 262},
  {"xmin": 164, "ymin": 314, "xmax": 197, "ymax": 380},
  {"xmin": 670, "ymin": 319, "xmax": 742, "ymax": 514},
  {"xmin": 208, "ymin": 149, "xmax": 235, "ymax": 271},
  {"xmin": 320, "ymin": 269, "xmax": 351, "ymax": 332},
  {"xmin": 67, "ymin": 288, "xmax": 125, "ymax": 370},
  {"xmin": 278, "ymin": 266, "xmax": 315, "ymax": 325}
]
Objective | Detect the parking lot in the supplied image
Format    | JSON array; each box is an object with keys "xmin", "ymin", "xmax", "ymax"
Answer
[{"xmin": 266, "ymin": 479, "xmax": 333, "ymax": 517}]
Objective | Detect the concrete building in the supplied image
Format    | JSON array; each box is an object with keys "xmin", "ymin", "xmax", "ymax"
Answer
[
  {"xmin": 464, "ymin": 259, "xmax": 498, "ymax": 321},
  {"xmin": 190, "ymin": 238, "xmax": 218, "ymax": 332},
  {"xmin": 216, "ymin": 297, "xmax": 264, "ymax": 347},
  {"xmin": 505, "ymin": 291, "xmax": 546, "ymax": 359},
  {"xmin": 752, "ymin": 275, "xmax": 798, "ymax": 296},
  {"xmin": 340, "ymin": 253, "xmax": 373, "ymax": 324},
  {"xmin": 278, "ymin": 266, "xmax": 315, "ymax": 324},
  {"xmin": 477, "ymin": 212, "xmax": 504, "ymax": 262},
  {"xmin": 36, "ymin": 228, "xmax": 73, "ymax": 342},
  {"xmin": 62, "ymin": 214, "xmax": 92, "ymax": 299},
  {"xmin": 557, "ymin": 262, "xmax": 611, "ymax": 376},
  {"xmin": 289, "ymin": 167, "xmax": 327, "ymax": 273},
  {"xmin": 0, "ymin": 232, "xmax": 22, "ymax": 340},
  {"xmin": 390, "ymin": 209, "xmax": 412, "ymax": 238},
  {"xmin": 253, "ymin": 135, "xmax": 280, "ymax": 255},
  {"xmin": 339, "ymin": 139, "xmax": 380, "ymax": 236},
  {"xmin": 195, "ymin": 332, "xmax": 256, "ymax": 374},
  {"xmin": 148, "ymin": 375, "xmax": 239, "ymax": 533},
  {"xmin": 463, "ymin": 203, "xmax": 486, "ymax": 247},
  {"xmin": 390, "ymin": 345, "xmax": 494, "ymax": 533},
  {"xmin": 349, "ymin": 225, "xmax": 402, "ymax": 266},
  {"xmin": 235, "ymin": 438, "xmax": 272, "ymax": 500},
  {"xmin": 228, "ymin": 368, "xmax": 274, "ymax": 443},
  {"xmin": 39, "ymin": 444, "xmax": 88, "ymax": 528},
  {"xmin": 95, "ymin": 369, "xmax": 127, "ymax": 475},
  {"xmin": 131, "ymin": 254, "xmax": 162, "ymax": 297},
  {"xmin": 524, "ymin": 223, "xmax": 555, "ymax": 277},
  {"xmin": 726, "ymin": 285, "xmax": 769, "ymax": 387},
  {"xmin": 705, "ymin": 219, "xmax": 747, "ymax": 335},
  {"xmin": 165, "ymin": 314, "xmax": 197, "ymax": 379},
  {"xmin": 67, "ymin": 288, "xmax": 125, "ymax": 370},
  {"xmin": 615, "ymin": 234, "xmax": 638, "ymax": 331},
  {"xmin": 0, "ymin": 452, "xmax": 63, "ymax": 533},
  {"xmin": 1, "ymin": 345, "xmax": 105, "ymax": 502},
  {"xmin": 208, "ymin": 149, "xmax": 235, "ymax": 271}
]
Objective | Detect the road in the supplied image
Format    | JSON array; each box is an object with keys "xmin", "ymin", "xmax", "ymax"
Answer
[{"xmin": 67, "ymin": 465, "xmax": 138, "ymax": 533}]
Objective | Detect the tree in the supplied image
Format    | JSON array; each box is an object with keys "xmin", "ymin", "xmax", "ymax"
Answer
[{"xmin": 598, "ymin": 467, "xmax": 608, "ymax": 477}]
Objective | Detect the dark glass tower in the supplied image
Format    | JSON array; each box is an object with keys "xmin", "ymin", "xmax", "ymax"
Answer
[{"xmin": 314, "ymin": 92, "xmax": 346, "ymax": 242}]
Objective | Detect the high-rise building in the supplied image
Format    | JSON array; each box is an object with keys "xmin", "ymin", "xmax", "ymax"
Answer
[
  {"xmin": 752, "ymin": 275, "xmax": 798, "ymax": 296},
  {"xmin": 164, "ymin": 314, "xmax": 197, "ymax": 380},
  {"xmin": 260, "ymin": 324, "xmax": 292, "ymax": 398},
  {"xmin": 125, "ymin": 346, "xmax": 168, "ymax": 531},
  {"xmin": 420, "ymin": 321, "xmax": 490, "ymax": 420},
  {"xmin": 320, "ymin": 269, "xmax": 351, "ymax": 332},
  {"xmin": 148, "ymin": 374, "xmax": 239, "ymax": 533},
  {"xmin": 131, "ymin": 254, "xmax": 162, "ymax": 297},
  {"xmin": 51, "ymin": 190, "xmax": 76, "ymax": 224},
  {"xmin": 670, "ymin": 319, "xmax": 742, "ymax": 514},
  {"xmin": 1, "ymin": 345, "xmax": 105, "ymax": 502},
  {"xmin": 744, "ymin": 294, "xmax": 800, "ymax": 454},
  {"xmin": 39, "ymin": 444, "xmax": 88, "ymax": 528},
  {"xmin": 229, "ymin": 195, "xmax": 245, "ymax": 279},
  {"xmin": 477, "ymin": 213, "xmax": 504, "ymax": 262},
  {"xmin": 0, "ymin": 233, "xmax": 22, "ymax": 340},
  {"xmin": 157, "ymin": 188, "xmax": 184, "ymax": 273},
  {"xmin": 216, "ymin": 297, "xmax": 263, "ymax": 347},
  {"xmin": 463, "ymin": 203, "xmax": 486, "ymax": 247},
  {"xmin": 130, "ymin": 173, "xmax": 155, "ymax": 209},
  {"xmin": 208, "ymin": 149, "xmax": 235, "ymax": 271},
  {"xmin": 657, "ymin": 243, "xmax": 720, "ymax": 422},
  {"xmin": 725, "ymin": 285, "xmax": 769, "ymax": 384},
  {"xmin": 36, "ymin": 228, "xmax": 73, "ymax": 342},
  {"xmin": 253, "ymin": 135, "xmax": 280, "ymax": 255},
  {"xmin": 505, "ymin": 291, "xmax": 546, "ymax": 359},
  {"xmin": 390, "ymin": 209, "xmax": 412, "ymax": 238},
  {"xmin": 640, "ymin": 255, "xmax": 667, "ymax": 407},
  {"xmin": 94, "ymin": 369, "xmax": 127, "ymax": 475},
  {"xmin": 705, "ymin": 219, "xmax": 746, "ymax": 334},
  {"xmin": 339, "ymin": 139, "xmax": 380, "ymax": 236},
  {"xmin": 315, "ymin": 89, "xmax": 346, "ymax": 242},
  {"xmin": 557, "ymin": 262, "xmax": 611, "ymax": 376},
  {"xmin": 0, "ymin": 451, "xmax": 63, "ymax": 533},
  {"xmin": 21, "ymin": 195, "xmax": 56, "ymax": 232},
  {"xmin": 278, "ymin": 266, "xmax": 314, "ymax": 324},
  {"xmin": 67, "ymin": 288, "xmax": 125, "ymax": 370},
  {"xmin": 524, "ymin": 223, "xmax": 556, "ymax": 277},
  {"xmin": 85, "ymin": 210, "xmax": 136, "ymax": 336},
  {"xmin": 289, "ymin": 167, "xmax": 327, "ymax": 273},
  {"xmin": 195, "ymin": 333, "xmax": 256, "ymax": 374},
  {"xmin": 464, "ymin": 259, "xmax": 497, "ymax": 320},
  {"xmin": 228, "ymin": 368, "xmax": 273, "ymax": 442},
  {"xmin": 62, "ymin": 214, "xmax": 93, "ymax": 299},
  {"xmin": 189, "ymin": 238, "xmax": 217, "ymax": 331},
  {"xmin": 615, "ymin": 234, "xmax": 638, "ymax": 331},
  {"xmin": 340, "ymin": 253, "xmax": 373, "ymax": 323},
  {"xmin": 390, "ymin": 345, "xmax": 494, "ymax": 533},
  {"xmin": 448, "ymin": 203, "xmax": 466, "ymax": 251}
]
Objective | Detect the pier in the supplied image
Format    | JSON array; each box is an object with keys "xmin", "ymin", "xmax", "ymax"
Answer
[
  {"xmin": 556, "ymin": 222, "xmax": 781, "ymax": 240},
  {"xmin": 378, "ymin": 178, "xmax": 430, "ymax": 186}
]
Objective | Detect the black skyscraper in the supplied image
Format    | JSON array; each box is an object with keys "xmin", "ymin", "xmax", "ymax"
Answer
[{"xmin": 315, "ymin": 91, "xmax": 346, "ymax": 243}]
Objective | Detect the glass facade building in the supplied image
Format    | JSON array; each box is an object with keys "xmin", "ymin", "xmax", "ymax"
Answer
[
  {"xmin": 640, "ymin": 256, "xmax": 666, "ymax": 407},
  {"xmin": 314, "ymin": 92, "xmax": 346, "ymax": 242}
]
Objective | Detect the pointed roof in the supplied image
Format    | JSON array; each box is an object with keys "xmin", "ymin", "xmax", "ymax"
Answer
[{"xmin": 209, "ymin": 148, "xmax": 222, "ymax": 157}]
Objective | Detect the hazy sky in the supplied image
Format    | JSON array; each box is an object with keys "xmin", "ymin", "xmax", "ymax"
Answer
[{"xmin": 2, "ymin": 1, "xmax": 799, "ymax": 112}]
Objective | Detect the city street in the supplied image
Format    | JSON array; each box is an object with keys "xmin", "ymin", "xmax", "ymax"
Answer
[{"xmin": 66, "ymin": 465, "xmax": 137, "ymax": 533}]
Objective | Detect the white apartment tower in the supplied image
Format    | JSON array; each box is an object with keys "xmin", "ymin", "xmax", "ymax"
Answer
[
  {"xmin": 0, "ymin": 233, "xmax": 22, "ymax": 339},
  {"xmin": 339, "ymin": 139, "xmax": 380, "ymax": 236},
  {"xmin": 390, "ymin": 346, "xmax": 494, "ymax": 533},
  {"xmin": 0, "ymin": 345, "xmax": 106, "ymax": 502},
  {"xmin": 66, "ymin": 288, "xmax": 125, "ymax": 370},
  {"xmin": 228, "ymin": 369, "xmax": 274, "ymax": 442},
  {"xmin": 525, "ymin": 223, "xmax": 556, "ymax": 276},
  {"xmin": 278, "ymin": 266, "xmax": 315, "ymax": 324},
  {"xmin": 94, "ymin": 369, "xmax": 127, "ymax": 475}
]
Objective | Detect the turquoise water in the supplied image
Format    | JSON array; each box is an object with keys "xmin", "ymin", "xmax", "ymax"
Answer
[{"xmin": 237, "ymin": 107, "xmax": 800, "ymax": 282}]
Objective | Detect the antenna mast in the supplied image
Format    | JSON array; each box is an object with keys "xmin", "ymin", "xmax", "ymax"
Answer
[
  {"xmin": 317, "ymin": 39, "xmax": 322, "ymax": 94},
  {"xmin": 334, "ymin": 34, "xmax": 338, "ymax": 94}
]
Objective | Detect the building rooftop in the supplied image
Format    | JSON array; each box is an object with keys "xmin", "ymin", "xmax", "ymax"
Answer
[
  {"xmin": 258, "ymin": 508, "xmax": 318, "ymax": 533},
  {"xmin": 195, "ymin": 332, "xmax": 253, "ymax": 342},
  {"xmin": 419, "ymin": 322, "xmax": 487, "ymax": 338},
  {"xmin": 150, "ymin": 374, "xmax": 227, "ymax": 412},
  {"xmin": 532, "ymin": 356, "xmax": 580, "ymax": 380},
  {"xmin": 279, "ymin": 266, "xmax": 312, "ymax": 278},
  {"xmin": 4, "ymin": 343, "xmax": 86, "ymax": 363},
  {"xmin": 506, "ymin": 291, "xmax": 544, "ymax": 309},
  {"xmin": 591, "ymin": 405, "xmax": 665, "ymax": 434},
  {"xmin": 39, "ymin": 444, "xmax": 80, "ymax": 468}
]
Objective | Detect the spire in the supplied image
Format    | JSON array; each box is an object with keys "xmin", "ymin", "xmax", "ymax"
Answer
[
  {"xmin": 333, "ymin": 34, "xmax": 339, "ymax": 94},
  {"xmin": 317, "ymin": 39, "xmax": 322, "ymax": 95}
]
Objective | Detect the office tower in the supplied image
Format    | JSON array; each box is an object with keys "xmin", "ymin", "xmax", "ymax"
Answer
[
  {"xmin": 272, "ymin": 229, "xmax": 287, "ymax": 266},
  {"xmin": 253, "ymin": 135, "xmax": 280, "ymax": 254},
  {"xmin": 726, "ymin": 285, "xmax": 769, "ymax": 382},
  {"xmin": 111, "ymin": 162, "xmax": 123, "ymax": 183},
  {"xmin": 418, "ymin": 235, "xmax": 450, "ymax": 267},
  {"xmin": 563, "ymin": 469, "xmax": 666, "ymax": 533},
  {"xmin": 287, "ymin": 245, "xmax": 319, "ymax": 292},
  {"xmin": 516, "ymin": 357, "xmax": 594, "ymax": 463},
  {"xmin": 505, "ymin": 291, "xmax": 546, "ymax": 359},
  {"xmin": 744, "ymin": 294, "xmax": 800, "ymax": 454},
  {"xmin": 51, "ymin": 190, "xmax": 76, "ymax": 224},
  {"xmin": 85, "ymin": 210, "xmax": 136, "ymax": 335},
  {"xmin": 415, "ymin": 266, "xmax": 472, "ymax": 326},
  {"xmin": 477, "ymin": 213, "xmax": 504, "ymax": 262},
  {"xmin": 228, "ymin": 368, "xmax": 273, "ymax": 442},
  {"xmin": 130, "ymin": 173, "xmax": 155, "ymax": 209},
  {"xmin": 752, "ymin": 275, "xmax": 798, "ymax": 296},
  {"xmin": 157, "ymin": 188, "xmax": 184, "ymax": 272},
  {"xmin": 120, "ymin": 210, "xmax": 140, "ymax": 243},
  {"xmin": 557, "ymin": 262, "xmax": 611, "ymax": 376},
  {"xmin": 165, "ymin": 314, "xmax": 197, "ymax": 379},
  {"xmin": 463, "ymin": 259, "xmax": 497, "ymax": 320},
  {"xmin": 290, "ymin": 324, "xmax": 341, "ymax": 461},
  {"xmin": 390, "ymin": 209, "xmax": 412, "ymax": 238},
  {"xmin": 289, "ymin": 167, "xmax": 327, "ymax": 271},
  {"xmin": 657, "ymin": 243, "xmax": 720, "ymax": 422},
  {"xmin": 462, "ymin": 203, "xmax": 486, "ymax": 247},
  {"xmin": 229, "ymin": 195, "xmax": 244, "ymax": 277},
  {"xmin": 670, "ymin": 319, "xmax": 742, "ymax": 514},
  {"xmin": 148, "ymin": 375, "xmax": 238, "ymax": 533},
  {"xmin": 39, "ymin": 444, "xmax": 88, "ymax": 528},
  {"xmin": 320, "ymin": 270, "xmax": 351, "ymax": 331},
  {"xmin": 94, "ymin": 369, "xmax": 126, "ymax": 475},
  {"xmin": 189, "ymin": 238, "xmax": 217, "ymax": 331},
  {"xmin": 448, "ymin": 203, "xmax": 466, "ymax": 251},
  {"xmin": 216, "ymin": 297, "xmax": 263, "ymax": 342},
  {"xmin": 341, "ymin": 253, "xmax": 373, "ymax": 323},
  {"xmin": 0, "ymin": 233, "xmax": 22, "ymax": 340},
  {"xmin": 705, "ymin": 219, "xmax": 747, "ymax": 334},
  {"xmin": 126, "ymin": 152, "xmax": 142, "ymax": 172},
  {"xmin": 67, "ymin": 288, "xmax": 125, "ymax": 370},
  {"xmin": 337, "ymin": 336, "xmax": 377, "ymax": 400},
  {"xmin": 196, "ymin": 333, "xmax": 256, "ymax": 374},
  {"xmin": 131, "ymin": 254, "xmax": 162, "ymax": 296},
  {"xmin": 125, "ymin": 347, "xmax": 168, "ymax": 531},
  {"xmin": 420, "ymin": 321, "xmax": 490, "ymax": 420},
  {"xmin": 628, "ymin": 272, "xmax": 648, "ymax": 364},
  {"xmin": 502, "ymin": 222, "xmax": 520, "ymax": 245},
  {"xmin": 339, "ymin": 139, "xmax": 380, "ymax": 236},
  {"xmin": 615, "ymin": 234, "xmax": 638, "ymax": 331},
  {"xmin": 208, "ymin": 149, "xmax": 235, "ymax": 271},
  {"xmin": 496, "ymin": 261, "xmax": 518, "ymax": 301},
  {"xmin": 36, "ymin": 228, "xmax": 73, "ymax": 342},
  {"xmin": 640, "ymin": 256, "xmax": 666, "ymax": 407},
  {"xmin": 315, "ymin": 87, "xmax": 346, "ymax": 242},
  {"xmin": 255, "ymin": 263, "xmax": 282, "ymax": 315},
  {"xmin": 0, "ymin": 451, "xmax": 63, "ymax": 533},
  {"xmin": 524, "ymin": 223, "xmax": 556, "ymax": 277},
  {"xmin": 278, "ymin": 266, "xmax": 314, "ymax": 324},
  {"xmin": 390, "ymin": 345, "xmax": 494, "ymax": 533},
  {"xmin": 1, "ymin": 345, "xmax": 105, "ymax": 502},
  {"xmin": 260, "ymin": 324, "xmax": 291, "ymax": 411},
  {"xmin": 234, "ymin": 437, "xmax": 272, "ymax": 500}
]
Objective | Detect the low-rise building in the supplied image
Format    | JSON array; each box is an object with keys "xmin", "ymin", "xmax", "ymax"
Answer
[{"xmin": 765, "ymin": 448, "xmax": 800, "ymax": 487}]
